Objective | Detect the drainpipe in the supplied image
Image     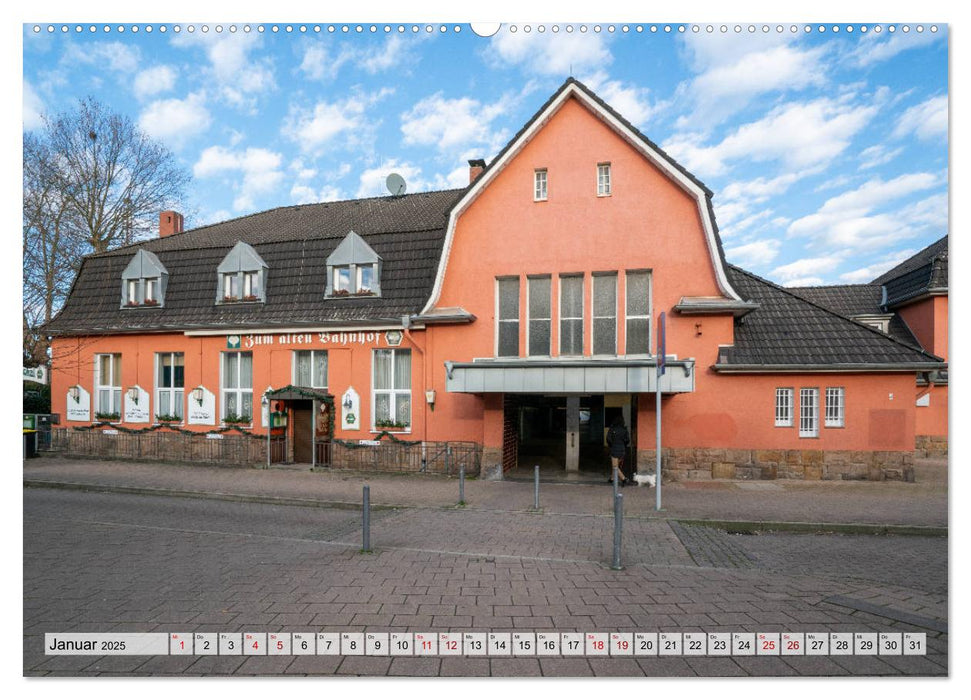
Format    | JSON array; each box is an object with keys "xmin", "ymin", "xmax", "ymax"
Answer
[{"xmin": 403, "ymin": 317, "xmax": 428, "ymax": 444}]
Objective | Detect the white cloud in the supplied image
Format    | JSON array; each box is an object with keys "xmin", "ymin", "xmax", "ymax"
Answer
[
  {"xmin": 138, "ymin": 92, "xmax": 211, "ymax": 149},
  {"xmin": 23, "ymin": 80, "xmax": 44, "ymax": 130},
  {"xmin": 171, "ymin": 32, "xmax": 275, "ymax": 110},
  {"xmin": 401, "ymin": 93, "xmax": 508, "ymax": 152},
  {"xmin": 487, "ymin": 29, "xmax": 611, "ymax": 76},
  {"xmin": 783, "ymin": 276, "xmax": 825, "ymax": 287},
  {"xmin": 133, "ymin": 65, "xmax": 177, "ymax": 100},
  {"xmin": 725, "ymin": 239, "xmax": 782, "ymax": 267},
  {"xmin": 580, "ymin": 71, "xmax": 654, "ymax": 126},
  {"xmin": 677, "ymin": 42, "xmax": 828, "ymax": 128},
  {"xmin": 664, "ymin": 97, "xmax": 878, "ymax": 178},
  {"xmin": 859, "ymin": 144, "xmax": 903, "ymax": 170},
  {"xmin": 714, "ymin": 173, "xmax": 801, "ymax": 233},
  {"xmin": 62, "ymin": 41, "xmax": 140, "ymax": 73},
  {"xmin": 360, "ymin": 35, "xmax": 414, "ymax": 74},
  {"xmin": 771, "ymin": 255, "xmax": 844, "ymax": 284},
  {"xmin": 291, "ymin": 183, "xmax": 343, "ymax": 204},
  {"xmin": 299, "ymin": 44, "xmax": 353, "ymax": 81},
  {"xmin": 787, "ymin": 173, "xmax": 945, "ymax": 250},
  {"xmin": 194, "ymin": 145, "xmax": 285, "ymax": 212},
  {"xmin": 283, "ymin": 89, "xmax": 393, "ymax": 153},
  {"xmin": 893, "ymin": 95, "xmax": 948, "ymax": 142},
  {"xmin": 848, "ymin": 29, "xmax": 941, "ymax": 68},
  {"xmin": 839, "ymin": 248, "xmax": 918, "ymax": 283},
  {"xmin": 355, "ymin": 159, "xmax": 463, "ymax": 198}
]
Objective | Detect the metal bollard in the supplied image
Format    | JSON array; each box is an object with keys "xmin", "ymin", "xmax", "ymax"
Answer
[
  {"xmin": 459, "ymin": 463, "xmax": 466, "ymax": 505},
  {"xmin": 611, "ymin": 492, "xmax": 623, "ymax": 570},
  {"xmin": 362, "ymin": 485, "xmax": 371, "ymax": 552},
  {"xmin": 534, "ymin": 465, "xmax": 540, "ymax": 510}
]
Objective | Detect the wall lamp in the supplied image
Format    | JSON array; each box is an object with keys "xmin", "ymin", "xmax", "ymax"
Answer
[{"xmin": 191, "ymin": 387, "xmax": 204, "ymax": 405}]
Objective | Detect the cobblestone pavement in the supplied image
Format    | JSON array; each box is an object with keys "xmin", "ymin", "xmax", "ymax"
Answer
[{"xmin": 23, "ymin": 488, "xmax": 947, "ymax": 677}]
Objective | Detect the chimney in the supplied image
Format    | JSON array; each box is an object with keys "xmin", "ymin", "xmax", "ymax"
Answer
[
  {"xmin": 468, "ymin": 158, "xmax": 486, "ymax": 184},
  {"xmin": 159, "ymin": 211, "xmax": 184, "ymax": 238}
]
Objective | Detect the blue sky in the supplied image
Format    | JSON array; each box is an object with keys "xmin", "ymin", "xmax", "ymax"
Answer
[{"xmin": 23, "ymin": 20, "xmax": 948, "ymax": 287}]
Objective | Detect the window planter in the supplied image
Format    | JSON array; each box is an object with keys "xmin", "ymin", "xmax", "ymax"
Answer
[
  {"xmin": 143, "ymin": 299, "xmax": 159, "ymax": 306},
  {"xmin": 375, "ymin": 420, "xmax": 410, "ymax": 431},
  {"xmin": 154, "ymin": 414, "xmax": 182, "ymax": 425},
  {"xmin": 222, "ymin": 413, "xmax": 252, "ymax": 425},
  {"xmin": 94, "ymin": 412, "xmax": 121, "ymax": 422}
]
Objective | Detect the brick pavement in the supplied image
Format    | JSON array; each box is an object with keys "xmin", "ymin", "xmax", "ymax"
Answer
[{"xmin": 23, "ymin": 488, "xmax": 947, "ymax": 677}]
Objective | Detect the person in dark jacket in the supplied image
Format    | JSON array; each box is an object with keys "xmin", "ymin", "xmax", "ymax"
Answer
[{"xmin": 606, "ymin": 415, "xmax": 631, "ymax": 486}]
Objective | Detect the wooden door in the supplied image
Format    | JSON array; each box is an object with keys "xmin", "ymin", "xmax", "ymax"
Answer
[{"xmin": 292, "ymin": 406, "xmax": 313, "ymax": 463}]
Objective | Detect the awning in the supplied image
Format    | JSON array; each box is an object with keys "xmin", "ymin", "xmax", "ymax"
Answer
[
  {"xmin": 265, "ymin": 385, "xmax": 333, "ymax": 402},
  {"xmin": 444, "ymin": 358, "xmax": 695, "ymax": 394}
]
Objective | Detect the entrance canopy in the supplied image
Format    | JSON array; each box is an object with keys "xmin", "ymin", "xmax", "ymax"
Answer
[
  {"xmin": 444, "ymin": 358, "xmax": 695, "ymax": 394},
  {"xmin": 265, "ymin": 385, "xmax": 333, "ymax": 402}
]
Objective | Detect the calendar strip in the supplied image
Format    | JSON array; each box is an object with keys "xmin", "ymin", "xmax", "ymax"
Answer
[{"xmin": 45, "ymin": 631, "xmax": 927, "ymax": 656}]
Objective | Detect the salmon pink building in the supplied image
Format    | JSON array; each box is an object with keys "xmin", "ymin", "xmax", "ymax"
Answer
[{"xmin": 46, "ymin": 79, "xmax": 948, "ymax": 481}]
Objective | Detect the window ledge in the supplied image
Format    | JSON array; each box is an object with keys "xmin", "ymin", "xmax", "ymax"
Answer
[
  {"xmin": 371, "ymin": 429, "xmax": 411, "ymax": 435},
  {"xmin": 326, "ymin": 292, "xmax": 379, "ymax": 299},
  {"xmin": 597, "ymin": 193, "xmax": 612, "ymax": 198}
]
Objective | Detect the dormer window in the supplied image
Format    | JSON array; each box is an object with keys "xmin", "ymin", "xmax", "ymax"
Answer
[
  {"xmin": 217, "ymin": 241, "xmax": 268, "ymax": 304},
  {"xmin": 326, "ymin": 231, "xmax": 382, "ymax": 297},
  {"xmin": 121, "ymin": 249, "xmax": 168, "ymax": 308}
]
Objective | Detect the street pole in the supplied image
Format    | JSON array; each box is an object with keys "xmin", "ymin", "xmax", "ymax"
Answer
[
  {"xmin": 362, "ymin": 485, "xmax": 371, "ymax": 552},
  {"xmin": 459, "ymin": 462, "xmax": 465, "ymax": 505},
  {"xmin": 534, "ymin": 465, "xmax": 540, "ymax": 510},
  {"xmin": 611, "ymin": 492, "xmax": 623, "ymax": 570}
]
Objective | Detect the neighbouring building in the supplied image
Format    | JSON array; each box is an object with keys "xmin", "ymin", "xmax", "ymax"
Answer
[{"xmin": 45, "ymin": 79, "xmax": 948, "ymax": 480}]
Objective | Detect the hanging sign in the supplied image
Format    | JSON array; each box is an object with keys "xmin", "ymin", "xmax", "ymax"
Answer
[
  {"xmin": 341, "ymin": 387, "xmax": 360, "ymax": 431},
  {"xmin": 23, "ymin": 366, "xmax": 47, "ymax": 385}
]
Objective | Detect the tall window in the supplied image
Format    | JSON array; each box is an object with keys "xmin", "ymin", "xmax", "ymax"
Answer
[
  {"xmin": 95, "ymin": 354, "xmax": 122, "ymax": 416},
  {"xmin": 333, "ymin": 265, "xmax": 351, "ymax": 293},
  {"xmin": 374, "ymin": 349, "xmax": 411, "ymax": 429},
  {"xmin": 775, "ymin": 388, "xmax": 794, "ymax": 427},
  {"xmin": 144, "ymin": 278, "xmax": 157, "ymax": 303},
  {"xmin": 222, "ymin": 352, "xmax": 253, "ymax": 422},
  {"xmin": 597, "ymin": 163, "xmax": 612, "ymax": 196},
  {"xmin": 593, "ymin": 273, "xmax": 617, "ymax": 355},
  {"xmin": 243, "ymin": 271, "xmax": 260, "ymax": 299},
  {"xmin": 799, "ymin": 388, "xmax": 819, "ymax": 438},
  {"xmin": 825, "ymin": 387, "xmax": 845, "ymax": 427},
  {"xmin": 127, "ymin": 280, "xmax": 138, "ymax": 305},
  {"xmin": 527, "ymin": 276, "xmax": 551, "ymax": 356},
  {"xmin": 534, "ymin": 169, "xmax": 548, "ymax": 201},
  {"xmin": 497, "ymin": 277, "xmax": 520, "ymax": 357},
  {"xmin": 223, "ymin": 273, "xmax": 240, "ymax": 300},
  {"xmin": 559, "ymin": 275, "xmax": 584, "ymax": 356},
  {"xmin": 358, "ymin": 264, "xmax": 375, "ymax": 292},
  {"xmin": 156, "ymin": 353, "xmax": 184, "ymax": 420},
  {"xmin": 294, "ymin": 350, "xmax": 328, "ymax": 389},
  {"xmin": 625, "ymin": 270, "xmax": 651, "ymax": 354}
]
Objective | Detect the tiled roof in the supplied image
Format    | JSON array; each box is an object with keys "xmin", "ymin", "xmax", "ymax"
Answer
[
  {"xmin": 721, "ymin": 266, "xmax": 943, "ymax": 368},
  {"xmin": 45, "ymin": 189, "xmax": 464, "ymax": 335},
  {"xmin": 870, "ymin": 236, "xmax": 948, "ymax": 307},
  {"xmin": 785, "ymin": 284, "xmax": 921, "ymax": 348}
]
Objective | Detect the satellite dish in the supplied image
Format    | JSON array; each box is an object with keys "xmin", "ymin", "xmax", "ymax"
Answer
[{"xmin": 386, "ymin": 173, "xmax": 407, "ymax": 197}]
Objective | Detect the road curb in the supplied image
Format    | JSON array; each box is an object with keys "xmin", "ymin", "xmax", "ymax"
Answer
[{"xmin": 24, "ymin": 479, "xmax": 947, "ymax": 536}]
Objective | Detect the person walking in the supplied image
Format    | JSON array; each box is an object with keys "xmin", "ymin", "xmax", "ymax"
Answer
[{"xmin": 606, "ymin": 415, "xmax": 631, "ymax": 486}]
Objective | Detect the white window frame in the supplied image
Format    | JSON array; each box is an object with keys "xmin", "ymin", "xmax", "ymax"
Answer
[
  {"xmin": 825, "ymin": 387, "xmax": 845, "ymax": 428},
  {"xmin": 220, "ymin": 351, "xmax": 254, "ymax": 424},
  {"xmin": 558, "ymin": 274, "xmax": 584, "ymax": 357},
  {"xmin": 527, "ymin": 275, "xmax": 551, "ymax": 357},
  {"xmin": 126, "ymin": 280, "xmax": 138, "ymax": 305},
  {"xmin": 597, "ymin": 163, "xmax": 612, "ymax": 196},
  {"xmin": 357, "ymin": 264, "xmax": 375, "ymax": 293},
  {"xmin": 333, "ymin": 265, "xmax": 351, "ymax": 293},
  {"xmin": 94, "ymin": 353, "xmax": 122, "ymax": 417},
  {"xmin": 799, "ymin": 388, "xmax": 819, "ymax": 438},
  {"xmin": 144, "ymin": 278, "xmax": 157, "ymax": 303},
  {"xmin": 372, "ymin": 349, "xmax": 412, "ymax": 431},
  {"xmin": 624, "ymin": 270, "xmax": 652, "ymax": 355},
  {"xmin": 775, "ymin": 388, "xmax": 794, "ymax": 427},
  {"xmin": 534, "ymin": 169, "xmax": 548, "ymax": 201},
  {"xmin": 242, "ymin": 271, "xmax": 259, "ymax": 299},
  {"xmin": 155, "ymin": 352, "xmax": 184, "ymax": 421},
  {"xmin": 592, "ymin": 272, "xmax": 618, "ymax": 356},
  {"xmin": 222, "ymin": 273, "xmax": 240, "ymax": 301},
  {"xmin": 496, "ymin": 276, "xmax": 520, "ymax": 357},
  {"xmin": 292, "ymin": 350, "xmax": 329, "ymax": 389}
]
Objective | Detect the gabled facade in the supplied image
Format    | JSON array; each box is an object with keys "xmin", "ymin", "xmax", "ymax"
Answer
[{"xmin": 45, "ymin": 79, "xmax": 947, "ymax": 479}]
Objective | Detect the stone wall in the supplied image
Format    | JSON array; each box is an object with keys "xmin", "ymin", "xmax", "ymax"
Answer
[
  {"xmin": 636, "ymin": 446, "xmax": 915, "ymax": 482},
  {"xmin": 915, "ymin": 434, "xmax": 948, "ymax": 458}
]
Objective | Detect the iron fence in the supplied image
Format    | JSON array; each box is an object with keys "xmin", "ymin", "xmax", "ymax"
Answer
[{"xmin": 329, "ymin": 439, "xmax": 481, "ymax": 476}]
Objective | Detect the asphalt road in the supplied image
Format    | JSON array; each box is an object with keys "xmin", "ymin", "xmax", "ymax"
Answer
[{"xmin": 23, "ymin": 487, "xmax": 947, "ymax": 677}]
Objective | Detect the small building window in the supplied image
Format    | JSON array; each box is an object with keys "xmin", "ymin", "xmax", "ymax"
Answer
[
  {"xmin": 799, "ymin": 388, "xmax": 819, "ymax": 438},
  {"xmin": 156, "ymin": 352, "xmax": 184, "ymax": 421},
  {"xmin": 496, "ymin": 277, "xmax": 520, "ymax": 357},
  {"xmin": 534, "ymin": 169, "xmax": 548, "ymax": 201},
  {"xmin": 95, "ymin": 353, "xmax": 122, "ymax": 418},
  {"xmin": 527, "ymin": 276, "xmax": 551, "ymax": 356},
  {"xmin": 221, "ymin": 351, "xmax": 253, "ymax": 424},
  {"xmin": 326, "ymin": 231, "xmax": 382, "ymax": 297},
  {"xmin": 825, "ymin": 387, "xmax": 845, "ymax": 427},
  {"xmin": 559, "ymin": 274, "xmax": 584, "ymax": 356},
  {"xmin": 121, "ymin": 249, "xmax": 168, "ymax": 308},
  {"xmin": 294, "ymin": 350, "xmax": 328, "ymax": 389},
  {"xmin": 597, "ymin": 163, "xmax": 612, "ymax": 196},
  {"xmin": 625, "ymin": 270, "xmax": 651, "ymax": 354},
  {"xmin": 775, "ymin": 388, "xmax": 794, "ymax": 427},
  {"xmin": 593, "ymin": 272, "xmax": 617, "ymax": 355},
  {"xmin": 217, "ymin": 241, "xmax": 268, "ymax": 304},
  {"xmin": 373, "ymin": 349, "xmax": 411, "ymax": 430}
]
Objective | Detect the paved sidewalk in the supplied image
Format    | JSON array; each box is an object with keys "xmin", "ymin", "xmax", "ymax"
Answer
[{"xmin": 24, "ymin": 456, "xmax": 948, "ymax": 529}]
